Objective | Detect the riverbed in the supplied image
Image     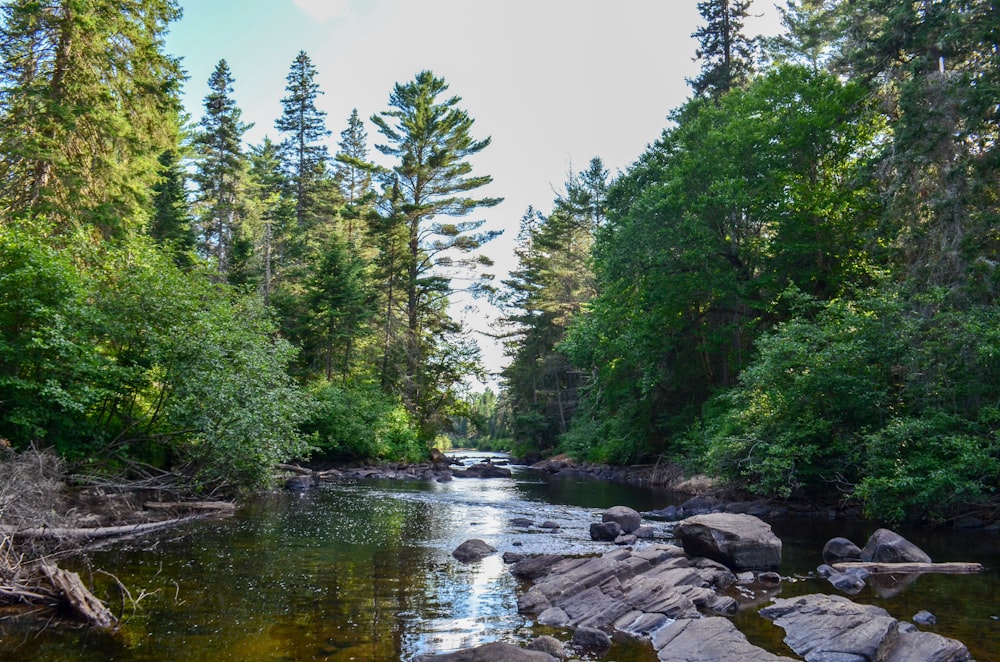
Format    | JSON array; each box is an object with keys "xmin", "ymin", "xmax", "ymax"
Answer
[{"xmin": 1, "ymin": 453, "xmax": 997, "ymax": 660}]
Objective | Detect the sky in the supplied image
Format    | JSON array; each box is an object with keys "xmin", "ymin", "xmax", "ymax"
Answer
[{"xmin": 164, "ymin": 0, "xmax": 784, "ymax": 384}]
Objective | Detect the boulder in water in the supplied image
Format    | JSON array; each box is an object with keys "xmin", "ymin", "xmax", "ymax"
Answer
[
  {"xmin": 674, "ymin": 513, "xmax": 782, "ymax": 570},
  {"xmin": 452, "ymin": 539, "xmax": 496, "ymax": 563},
  {"xmin": 861, "ymin": 528, "xmax": 932, "ymax": 563}
]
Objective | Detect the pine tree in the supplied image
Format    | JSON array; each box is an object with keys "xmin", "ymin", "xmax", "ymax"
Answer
[
  {"xmin": 193, "ymin": 60, "xmax": 250, "ymax": 276},
  {"xmin": 248, "ymin": 137, "xmax": 294, "ymax": 306},
  {"xmin": 275, "ymin": 51, "xmax": 331, "ymax": 233},
  {"xmin": 150, "ymin": 149, "xmax": 195, "ymax": 265},
  {"xmin": 371, "ymin": 70, "xmax": 502, "ymax": 431},
  {"xmin": 335, "ymin": 108, "xmax": 376, "ymax": 246},
  {"xmin": 689, "ymin": 0, "xmax": 757, "ymax": 99},
  {"xmin": 0, "ymin": 0, "xmax": 184, "ymax": 237}
]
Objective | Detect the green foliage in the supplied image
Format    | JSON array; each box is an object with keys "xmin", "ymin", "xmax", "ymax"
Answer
[
  {"xmin": 694, "ymin": 287, "xmax": 1000, "ymax": 521},
  {"xmin": 0, "ymin": 223, "xmax": 107, "ymax": 451},
  {"xmin": 304, "ymin": 381, "xmax": 423, "ymax": 463}
]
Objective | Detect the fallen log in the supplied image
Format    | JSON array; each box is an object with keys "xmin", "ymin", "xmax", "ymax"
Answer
[
  {"xmin": 39, "ymin": 562, "xmax": 117, "ymax": 629},
  {"xmin": 143, "ymin": 500, "xmax": 236, "ymax": 512},
  {"xmin": 832, "ymin": 561, "xmax": 984, "ymax": 575},
  {"xmin": 1, "ymin": 514, "xmax": 208, "ymax": 541}
]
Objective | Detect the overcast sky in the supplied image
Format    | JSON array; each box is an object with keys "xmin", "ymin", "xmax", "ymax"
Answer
[{"xmin": 165, "ymin": 0, "xmax": 784, "ymax": 383}]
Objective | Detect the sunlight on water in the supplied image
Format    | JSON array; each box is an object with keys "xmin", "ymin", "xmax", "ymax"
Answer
[{"xmin": 0, "ymin": 453, "xmax": 995, "ymax": 661}]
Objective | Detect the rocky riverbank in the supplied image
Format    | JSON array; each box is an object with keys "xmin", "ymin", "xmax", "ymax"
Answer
[{"xmin": 422, "ymin": 508, "xmax": 980, "ymax": 661}]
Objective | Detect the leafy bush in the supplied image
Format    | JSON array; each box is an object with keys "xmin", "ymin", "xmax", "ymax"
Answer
[{"xmin": 304, "ymin": 381, "xmax": 424, "ymax": 463}]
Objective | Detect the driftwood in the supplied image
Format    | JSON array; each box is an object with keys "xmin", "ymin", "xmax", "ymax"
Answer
[
  {"xmin": 832, "ymin": 561, "xmax": 984, "ymax": 575},
  {"xmin": 1, "ymin": 514, "xmax": 208, "ymax": 541},
  {"xmin": 143, "ymin": 500, "xmax": 236, "ymax": 512},
  {"xmin": 39, "ymin": 562, "xmax": 117, "ymax": 629}
]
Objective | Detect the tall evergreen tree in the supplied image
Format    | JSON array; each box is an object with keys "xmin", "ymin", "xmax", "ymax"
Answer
[
  {"xmin": 371, "ymin": 70, "xmax": 502, "ymax": 432},
  {"xmin": 150, "ymin": 149, "xmax": 195, "ymax": 265},
  {"xmin": 689, "ymin": 0, "xmax": 757, "ymax": 98},
  {"xmin": 0, "ymin": 0, "xmax": 184, "ymax": 237},
  {"xmin": 275, "ymin": 50, "xmax": 331, "ymax": 233},
  {"xmin": 248, "ymin": 137, "xmax": 294, "ymax": 306},
  {"xmin": 193, "ymin": 60, "xmax": 250, "ymax": 276}
]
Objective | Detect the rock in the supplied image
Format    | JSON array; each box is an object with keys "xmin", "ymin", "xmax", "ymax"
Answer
[
  {"xmin": 589, "ymin": 521, "xmax": 622, "ymax": 541},
  {"xmin": 526, "ymin": 635, "xmax": 565, "ymax": 659},
  {"xmin": 614, "ymin": 533, "xmax": 637, "ymax": 545},
  {"xmin": 503, "ymin": 552, "xmax": 526, "ymax": 564},
  {"xmin": 571, "ymin": 626, "xmax": 611, "ymax": 651},
  {"xmin": 680, "ymin": 494, "xmax": 722, "ymax": 515},
  {"xmin": 861, "ymin": 528, "xmax": 932, "ymax": 563},
  {"xmin": 822, "ymin": 536, "xmax": 862, "ymax": 564},
  {"xmin": 603, "ymin": 505, "xmax": 642, "ymax": 533},
  {"xmin": 537, "ymin": 606, "xmax": 570, "ymax": 626},
  {"xmin": 827, "ymin": 571, "xmax": 867, "ymax": 594},
  {"xmin": 761, "ymin": 594, "xmax": 898, "ymax": 660},
  {"xmin": 651, "ymin": 617, "xmax": 795, "ymax": 661},
  {"xmin": 816, "ymin": 564, "xmax": 834, "ymax": 578},
  {"xmin": 761, "ymin": 593, "xmax": 971, "ymax": 662},
  {"xmin": 429, "ymin": 447, "xmax": 449, "ymax": 464},
  {"xmin": 510, "ymin": 554, "xmax": 563, "ymax": 580},
  {"xmin": 674, "ymin": 513, "xmax": 782, "ymax": 570},
  {"xmin": 885, "ymin": 629, "xmax": 971, "ymax": 662},
  {"xmin": 510, "ymin": 518, "xmax": 534, "ymax": 528},
  {"xmin": 539, "ymin": 520, "xmax": 560, "ymax": 530},
  {"xmin": 914, "ymin": 609, "xmax": 937, "ymax": 626},
  {"xmin": 451, "ymin": 539, "xmax": 496, "ymax": 563},
  {"xmin": 283, "ymin": 474, "xmax": 316, "ymax": 490},
  {"xmin": 453, "ymin": 462, "xmax": 512, "ymax": 479},
  {"xmin": 633, "ymin": 525, "xmax": 655, "ymax": 539},
  {"xmin": 757, "ymin": 571, "xmax": 781, "ymax": 585},
  {"xmin": 413, "ymin": 641, "xmax": 558, "ymax": 661},
  {"xmin": 646, "ymin": 505, "xmax": 683, "ymax": 520}
]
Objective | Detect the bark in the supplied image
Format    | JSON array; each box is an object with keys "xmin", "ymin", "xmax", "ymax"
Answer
[
  {"xmin": 39, "ymin": 562, "xmax": 117, "ymax": 629},
  {"xmin": 1, "ymin": 514, "xmax": 208, "ymax": 541},
  {"xmin": 832, "ymin": 561, "xmax": 984, "ymax": 574}
]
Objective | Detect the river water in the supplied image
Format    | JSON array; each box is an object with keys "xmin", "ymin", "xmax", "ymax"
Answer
[{"xmin": 2, "ymin": 453, "xmax": 998, "ymax": 661}]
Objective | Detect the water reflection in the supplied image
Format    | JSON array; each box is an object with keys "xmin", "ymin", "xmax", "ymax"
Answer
[{"xmin": 0, "ymin": 457, "xmax": 996, "ymax": 661}]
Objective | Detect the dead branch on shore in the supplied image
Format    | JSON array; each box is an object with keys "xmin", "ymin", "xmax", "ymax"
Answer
[
  {"xmin": 1, "ymin": 514, "xmax": 210, "ymax": 542},
  {"xmin": 832, "ymin": 561, "xmax": 985, "ymax": 574}
]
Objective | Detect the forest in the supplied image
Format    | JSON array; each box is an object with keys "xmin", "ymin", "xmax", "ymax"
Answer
[{"xmin": 1, "ymin": 0, "xmax": 998, "ymax": 522}]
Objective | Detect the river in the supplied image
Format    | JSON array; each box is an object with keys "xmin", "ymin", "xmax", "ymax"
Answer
[{"xmin": 1, "ymin": 453, "xmax": 997, "ymax": 661}]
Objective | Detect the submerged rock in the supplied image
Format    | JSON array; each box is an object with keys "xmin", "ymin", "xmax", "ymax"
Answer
[
  {"xmin": 675, "ymin": 513, "xmax": 782, "ymax": 571},
  {"xmin": 413, "ymin": 641, "xmax": 557, "ymax": 661}
]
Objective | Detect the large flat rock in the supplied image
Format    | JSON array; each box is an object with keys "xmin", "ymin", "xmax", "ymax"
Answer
[
  {"xmin": 760, "ymin": 594, "xmax": 971, "ymax": 662},
  {"xmin": 650, "ymin": 617, "xmax": 796, "ymax": 661}
]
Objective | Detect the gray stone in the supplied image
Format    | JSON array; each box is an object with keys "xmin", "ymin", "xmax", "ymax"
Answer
[
  {"xmin": 761, "ymin": 594, "xmax": 897, "ymax": 661},
  {"xmin": 822, "ymin": 536, "xmax": 862, "ymax": 564},
  {"xmin": 510, "ymin": 518, "xmax": 534, "ymax": 528},
  {"xmin": 510, "ymin": 554, "xmax": 563, "ymax": 580},
  {"xmin": 913, "ymin": 610, "xmax": 937, "ymax": 626},
  {"xmin": 675, "ymin": 513, "xmax": 782, "ymax": 570},
  {"xmin": 526, "ymin": 635, "xmax": 565, "ymax": 659},
  {"xmin": 414, "ymin": 641, "xmax": 557, "ymax": 661},
  {"xmin": 571, "ymin": 626, "xmax": 611, "ymax": 651},
  {"xmin": 603, "ymin": 505, "xmax": 642, "ymax": 533},
  {"xmin": 537, "ymin": 607, "xmax": 570, "ymax": 626},
  {"xmin": 451, "ymin": 538, "xmax": 496, "ymax": 563},
  {"xmin": 634, "ymin": 525, "xmax": 655, "ymax": 539},
  {"xmin": 827, "ymin": 571, "xmax": 867, "ymax": 594},
  {"xmin": 539, "ymin": 520, "xmax": 560, "ymax": 530},
  {"xmin": 860, "ymin": 528, "xmax": 932, "ymax": 563},
  {"xmin": 590, "ymin": 520, "xmax": 622, "ymax": 541},
  {"xmin": 886, "ymin": 630, "xmax": 971, "ymax": 662},
  {"xmin": 651, "ymin": 617, "xmax": 795, "ymax": 661}
]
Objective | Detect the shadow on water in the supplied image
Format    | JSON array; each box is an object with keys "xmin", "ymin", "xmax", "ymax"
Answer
[{"xmin": 0, "ymin": 455, "xmax": 997, "ymax": 661}]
